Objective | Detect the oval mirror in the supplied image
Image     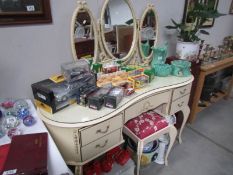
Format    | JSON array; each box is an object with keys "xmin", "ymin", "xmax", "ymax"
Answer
[
  {"xmin": 100, "ymin": 0, "xmax": 137, "ymax": 62},
  {"xmin": 139, "ymin": 5, "xmax": 158, "ymax": 63},
  {"xmin": 71, "ymin": 2, "xmax": 98, "ymax": 61}
]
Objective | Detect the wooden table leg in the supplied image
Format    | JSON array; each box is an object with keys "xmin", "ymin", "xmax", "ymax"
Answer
[
  {"xmin": 188, "ymin": 71, "xmax": 206, "ymax": 123},
  {"xmin": 225, "ymin": 74, "xmax": 233, "ymax": 99}
]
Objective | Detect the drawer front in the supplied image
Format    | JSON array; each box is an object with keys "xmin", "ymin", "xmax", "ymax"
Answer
[
  {"xmin": 124, "ymin": 91, "xmax": 171, "ymax": 123},
  {"xmin": 81, "ymin": 129, "xmax": 122, "ymax": 161},
  {"xmin": 172, "ymin": 84, "xmax": 191, "ymax": 101},
  {"xmin": 170, "ymin": 94, "xmax": 190, "ymax": 114},
  {"xmin": 80, "ymin": 114, "xmax": 123, "ymax": 146}
]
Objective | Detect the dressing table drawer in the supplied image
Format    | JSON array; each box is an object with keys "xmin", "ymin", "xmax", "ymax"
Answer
[
  {"xmin": 172, "ymin": 84, "xmax": 191, "ymax": 101},
  {"xmin": 80, "ymin": 113, "xmax": 123, "ymax": 146},
  {"xmin": 81, "ymin": 129, "xmax": 122, "ymax": 161},
  {"xmin": 124, "ymin": 91, "xmax": 171, "ymax": 123},
  {"xmin": 170, "ymin": 94, "xmax": 190, "ymax": 114}
]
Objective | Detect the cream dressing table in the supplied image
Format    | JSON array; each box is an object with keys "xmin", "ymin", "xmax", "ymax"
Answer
[
  {"xmin": 36, "ymin": 0, "xmax": 194, "ymax": 174},
  {"xmin": 37, "ymin": 75, "xmax": 193, "ymax": 174}
]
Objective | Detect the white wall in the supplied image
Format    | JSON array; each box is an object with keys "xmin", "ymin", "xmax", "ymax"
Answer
[{"xmin": 0, "ymin": 0, "xmax": 232, "ymax": 99}]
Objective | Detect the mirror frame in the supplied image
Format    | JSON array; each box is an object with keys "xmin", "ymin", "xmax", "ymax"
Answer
[
  {"xmin": 100, "ymin": 0, "xmax": 138, "ymax": 63},
  {"xmin": 70, "ymin": 1, "xmax": 98, "ymax": 61},
  {"xmin": 139, "ymin": 4, "xmax": 159, "ymax": 64}
]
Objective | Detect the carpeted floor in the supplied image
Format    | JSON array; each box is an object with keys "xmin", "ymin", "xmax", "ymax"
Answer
[{"xmin": 141, "ymin": 99, "xmax": 233, "ymax": 175}]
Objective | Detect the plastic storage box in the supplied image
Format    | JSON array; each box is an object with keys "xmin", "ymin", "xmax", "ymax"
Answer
[
  {"xmin": 61, "ymin": 59, "xmax": 90, "ymax": 82},
  {"xmin": 104, "ymin": 87, "xmax": 124, "ymax": 109},
  {"xmin": 88, "ymin": 87, "xmax": 112, "ymax": 110}
]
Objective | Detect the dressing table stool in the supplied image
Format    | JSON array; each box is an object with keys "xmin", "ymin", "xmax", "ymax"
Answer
[{"xmin": 123, "ymin": 111, "xmax": 177, "ymax": 175}]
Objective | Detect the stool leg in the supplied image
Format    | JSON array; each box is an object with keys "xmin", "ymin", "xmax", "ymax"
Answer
[
  {"xmin": 165, "ymin": 125, "xmax": 177, "ymax": 166},
  {"xmin": 179, "ymin": 106, "xmax": 190, "ymax": 144},
  {"xmin": 136, "ymin": 141, "xmax": 143, "ymax": 175}
]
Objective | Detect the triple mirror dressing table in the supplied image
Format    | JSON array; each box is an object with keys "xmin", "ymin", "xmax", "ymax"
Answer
[{"xmin": 36, "ymin": 0, "xmax": 194, "ymax": 174}]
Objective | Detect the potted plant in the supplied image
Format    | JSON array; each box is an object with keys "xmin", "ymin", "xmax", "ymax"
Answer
[{"xmin": 166, "ymin": 1, "xmax": 225, "ymax": 60}]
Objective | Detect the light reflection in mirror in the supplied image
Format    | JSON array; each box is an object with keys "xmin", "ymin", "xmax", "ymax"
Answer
[
  {"xmin": 103, "ymin": 0, "xmax": 134, "ymax": 59},
  {"xmin": 74, "ymin": 11, "xmax": 95, "ymax": 59},
  {"xmin": 140, "ymin": 9, "xmax": 156, "ymax": 58}
]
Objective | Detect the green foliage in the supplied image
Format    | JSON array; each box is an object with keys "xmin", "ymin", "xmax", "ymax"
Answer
[{"xmin": 165, "ymin": 1, "xmax": 225, "ymax": 42}]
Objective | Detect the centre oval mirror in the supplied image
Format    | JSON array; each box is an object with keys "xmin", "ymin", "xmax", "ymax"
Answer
[
  {"xmin": 100, "ymin": 0, "xmax": 137, "ymax": 62},
  {"xmin": 139, "ymin": 5, "xmax": 158, "ymax": 63},
  {"xmin": 71, "ymin": 2, "xmax": 98, "ymax": 61}
]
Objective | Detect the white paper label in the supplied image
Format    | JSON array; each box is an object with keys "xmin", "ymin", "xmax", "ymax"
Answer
[
  {"xmin": 37, "ymin": 93, "xmax": 46, "ymax": 101},
  {"xmin": 3, "ymin": 169, "xmax": 17, "ymax": 175},
  {"xmin": 26, "ymin": 5, "xmax": 35, "ymax": 12}
]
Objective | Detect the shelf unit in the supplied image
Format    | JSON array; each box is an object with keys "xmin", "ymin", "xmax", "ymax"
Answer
[{"xmin": 188, "ymin": 56, "xmax": 233, "ymax": 123}]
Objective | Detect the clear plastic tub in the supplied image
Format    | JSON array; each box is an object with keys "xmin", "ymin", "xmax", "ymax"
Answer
[{"xmin": 61, "ymin": 59, "xmax": 90, "ymax": 82}]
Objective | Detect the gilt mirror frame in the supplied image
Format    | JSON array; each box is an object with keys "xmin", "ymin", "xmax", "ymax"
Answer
[
  {"xmin": 70, "ymin": 1, "xmax": 98, "ymax": 61},
  {"xmin": 99, "ymin": 0, "xmax": 138, "ymax": 63},
  {"xmin": 139, "ymin": 4, "xmax": 159, "ymax": 64}
]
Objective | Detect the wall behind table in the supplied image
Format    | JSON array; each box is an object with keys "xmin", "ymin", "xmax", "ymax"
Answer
[{"xmin": 0, "ymin": 0, "xmax": 232, "ymax": 99}]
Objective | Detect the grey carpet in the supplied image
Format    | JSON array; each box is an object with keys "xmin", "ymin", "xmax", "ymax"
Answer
[
  {"xmin": 190, "ymin": 99, "xmax": 233, "ymax": 153},
  {"xmin": 141, "ymin": 99, "xmax": 233, "ymax": 175}
]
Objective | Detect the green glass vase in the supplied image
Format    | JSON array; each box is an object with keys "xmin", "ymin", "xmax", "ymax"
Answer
[
  {"xmin": 151, "ymin": 43, "xmax": 168, "ymax": 68},
  {"xmin": 141, "ymin": 41, "xmax": 150, "ymax": 57}
]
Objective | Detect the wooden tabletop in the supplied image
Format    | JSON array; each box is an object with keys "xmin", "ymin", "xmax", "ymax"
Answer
[{"xmin": 201, "ymin": 57, "xmax": 233, "ymax": 73}]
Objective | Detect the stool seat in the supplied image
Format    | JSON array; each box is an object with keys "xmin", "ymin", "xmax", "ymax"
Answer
[
  {"xmin": 125, "ymin": 111, "xmax": 168, "ymax": 139},
  {"xmin": 123, "ymin": 110, "xmax": 177, "ymax": 175}
]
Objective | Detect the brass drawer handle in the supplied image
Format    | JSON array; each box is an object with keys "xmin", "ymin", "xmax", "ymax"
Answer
[
  {"xmin": 96, "ymin": 125, "xmax": 110, "ymax": 134},
  {"xmin": 96, "ymin": 140, "xmax": 108, "ymax": 148},
  {"xmin": 179, "ymin": 88, "xmax": 187, "ymax": 95},
  {"xmin": 178, "ymin": 101, "xmax": 184, "ymax": 108}
]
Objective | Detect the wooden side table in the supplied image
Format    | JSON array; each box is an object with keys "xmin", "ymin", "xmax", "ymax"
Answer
[{"xmin": 188, "ymin": 57, "xmax": 233, "ymax": 123}]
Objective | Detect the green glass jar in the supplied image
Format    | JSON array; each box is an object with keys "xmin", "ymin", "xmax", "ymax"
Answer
[{"xmin": 154, "ymin": 64, "xmax": 172, "ymax": 77}]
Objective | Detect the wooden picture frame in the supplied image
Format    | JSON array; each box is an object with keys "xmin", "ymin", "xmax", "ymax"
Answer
[
  {"xmin": 182, "ymin": 0, "xmax": 219, "ymax": 28},
  {"xmin": 201, "ymin": 0, "xmax": 219, "ymax": 28},
  {"xmin": 230, "ymin": 0, "xmax": 233, "ymax": 14},
  {"xmin": 0, "ymin": 0, "xmax": 52, "ymax": 25},
  {"xmin": 182, "ymin": 0, "xmax": 199, "ymax": 25}
]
